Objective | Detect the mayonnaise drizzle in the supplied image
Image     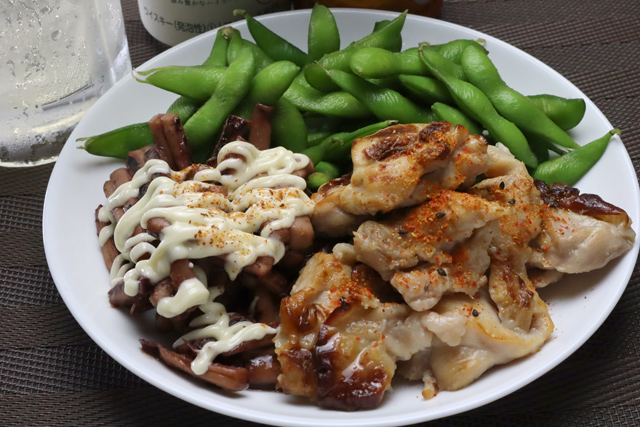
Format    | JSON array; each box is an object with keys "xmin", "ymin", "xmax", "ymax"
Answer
[
  {"xmin": 98, "ymin": 141, "xmax": 311, "ymax": 373},
  {"xmin": 175, "ymin": 286, "xmax": 278, "ymax": 375}
]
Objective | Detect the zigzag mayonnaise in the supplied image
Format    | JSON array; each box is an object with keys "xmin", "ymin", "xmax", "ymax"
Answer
[{"xmin": 98, "ymin": 141, "xmax": 313, "ymax": 374}]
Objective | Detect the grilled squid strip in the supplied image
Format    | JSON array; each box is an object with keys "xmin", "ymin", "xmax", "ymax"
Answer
[{"xmin": 140, "ymin": 339, "xmax": 250, "ymax": 391}]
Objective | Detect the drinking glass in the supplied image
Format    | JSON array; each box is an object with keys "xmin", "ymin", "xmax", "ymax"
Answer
[{"xmin": 0, "ymin": 0, "xmax": 132, "ymax": 167}]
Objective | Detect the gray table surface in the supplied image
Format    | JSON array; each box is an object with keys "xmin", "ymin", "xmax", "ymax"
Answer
[{"xmin": 2, "ymin": 0, "xmax": 640, "ymax": 425}]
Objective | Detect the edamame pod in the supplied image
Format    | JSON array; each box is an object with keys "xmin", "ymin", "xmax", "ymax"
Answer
[
  {"xmin": 271, "ymin": 98, "xmax": 308, "ymax": 153},
  {"xmin": 420, "ymin": 47, "xmax": 538, "ymax": 167},
  {"xmin": 134, "ymin": 66, "xmax": 226, "ymax": 103},
  {"xmin": 307, "ymin": 131, "xmax": 334, "ymax": 147},
  {"xmin": 237, "ymin": 10, "xmax": 310, "ymax": 67},
  {"xmin": 304, "ymin": 11, "xmax": 407, "ymax": 92},
  {"xmin": 79, "ymin": 123, "xmax": 154, "ymax": 159},
  {"xmin": 533, "ymin": 129, "xmax": 620, "ymax": 186},
  {"xmin": 327, "ymin": 69, "xmax": 437, "ymax": 124},
  {"xmin": 304, "ymin": 120, "xmax": 397, "ymax": 165},
  {"xmin": 166, "ymin": 97, "xmax": 201, "ymax": 123},
  {"xmin": 202, "ymin": 27, "xmax": 230, "ymax": 67},
  {"xmin": 308, "ymin": 4, "xmax": 340, "ymax": 61},
  {"xmin": 234, "ymin": 61, "xmax": 301, "ymax": 118},
  {"xmin": 460, "ymin": 46, "xmax": 580, "ymax": 150},
  {"xmin": 226, "ymin": 27, "xmax": 273, "ymax": 71},
  {"xmin": 432, "ymin": 39, "xmax": 487, "ymax": 64},
  {"xmin": 350, "ymin": 47, "xmax": 465, "ymax": 80},
  {"xmin": 184, "ymin": 48, "xmax": 256, "ymax": 154},
  {"xmin": 431, "ymin": 102, "xmax": 483, "ymax": 136},
  {"xmin": 527, "ymin": 94, "xmax": 586, "ymax": 131},
  {"xmin": 399, "ymin": 74, "xmax": 454, "ymax": 105},
  {"xmin": 283, "ymin": 73, "xmax": 372, "ymax": 118},
  {"xmin": 307, "ymin": 172, "xmax": 333, "ymax": 191},
  {"xmin": 315, "ymin": 161, "xmax": 341, "ymax": 178}
]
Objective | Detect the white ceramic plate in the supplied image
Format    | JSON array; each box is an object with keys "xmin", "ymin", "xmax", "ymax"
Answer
[{"xmin": 43, "ymin": 9, "xmax": 640, "ymax": 427}]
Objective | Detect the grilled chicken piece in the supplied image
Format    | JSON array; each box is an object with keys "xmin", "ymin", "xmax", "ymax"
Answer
[
  {"xmin": 354, "ymin": 190, "xmax": 506, "ymax": 280},
  {"xmin": 428, "ymin": 289, "xmax": 554, "ymax": 391},
  {"xmin": 275, "ymin": 250, "xmax": 432, "ymax": 411},
  {"xmin": 389, "ymin": 223, "xmax": 496, "ymax": 311},
  {"xmin": 343, "ymin": 121, "xmax": 488, "ymax": 216},
  {"xmin": 530, "ymin": 206, "xmax": 635, "ymax": 274},
  {"xmin": 529, "ymin": 181, "xmax": 635, "ymax": 274},
  {"xmin": 311, "ymin": 122, "xmax": 489, "ymax": 237},
  {"xmin": 310, "ymin": 174, "xmax": 367, "ymax": 237},
  {"xmin": 471, "ymin": 169, "xmax": 544, "ymax": 272}
]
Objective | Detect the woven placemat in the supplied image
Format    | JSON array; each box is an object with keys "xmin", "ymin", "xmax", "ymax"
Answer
[{"xmin": 1, "ymin": 0, "xmax": 639, "ymax": 425}]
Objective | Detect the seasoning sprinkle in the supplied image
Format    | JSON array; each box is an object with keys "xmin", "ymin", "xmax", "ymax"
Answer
[
  {"xmin": 437, "ymin": 267, "xmax": 447, "ymax": 277},
  {"xmin": 398, "ymin": 229, "xmax": 409, "ymax": 235},
  {"xmin": 472, "ymin": 308, "xmax": 479, "ymax": 317},
  {"xmin": 435, "ymin": 212, "xmax": 446, "ymax": 219},
  {"xmin": 499, "ymin": 181, "xmax": 505, "ymax": 190},
  {"xmin": 507, "ymin": 198, "xmax": 516, "ymax": 204}
]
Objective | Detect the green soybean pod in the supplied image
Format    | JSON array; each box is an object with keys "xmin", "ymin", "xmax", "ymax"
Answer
[
  {"xmin": 323, "ymin": 119, "xmax": 396, "ymax": 162},
  {"xmin": 166, "ymin": 97, "xmax": 202, "ymax": 123},
  {"xmin": 238, "ymin": 9, "xmax": 310, "ymax": 67},
  {"xmin": 302, "ymin": 131, "xmax": 350, "ymax": 165},
  {"xmin": 134, "ymin": 66, "xmax": 226, "ymax": 103},
  {"xmin": 184, "ymin": 48, "xmax": 256, "ymax": 154},
  {"xmin": 431, "ymin": 102, "xmax": 483, "ymax": 136},
  {"xmin": 80, "ymin": 97, "xmax": 203, "ymax": 159},
  {"xmin": 350, "ymin": 47, "xmax": 425, "ymax": 78},
  {"xmin": 315, "ymin": 161, "xmax": 341, "ymax": 178},
  {"xmin": 202, "ymin": 27, "xmax": 230, "ymax": 67},
  {"xmin": 233, "ymin": 60, "xmax": 301, "ymax": 119},
  {"xmin": 307, "ymin": 172, "xmax": 333, "ymax": 191},
  {"xmin": 226, "ymin": 27, "xmax": 273, "ymax": 71},
  {"xmin": 328, "ymin": 69, "xmax": 437, "ymax": 124},
  {"xmin": 399, "ymin": 74, "xmax": 454, "ymax": 105},
  {"xmin": 307, "ymin": 131, "xmax": 334, "ymax": 147},
  {"xmin": 527, "ymin": 94, "xmax": 586, "ymax": 131},
  {"xmin": 433, "ymin": 39, "xmax": 487, "ymax": 64},
  {"xmin": 350, "ymin": 47, "xmax": 465, "ymax": 80},
  {"xmin": 420, "ymin": 47, "xmax": 538, "ymax": 168},
  {"xmin": 373, "ymin": 20, "xmax": 392, "ymax": 32},
  {"xmin": 304, "ymin": 114, "xmax": 344, "ymax": 134},
  {"xmin": 304, "ymin": 11, "xmax": 407, "ymax": 92},
  {"xmin": 79, "ymin": 123, "xmax": 154, "ymax": 159},
  {"xmin": 303, "ymin": 120, "xmax": 395, "ymax": 165},
  {"xmin": 283, "ymin": 72, "xmax": 372, "ymax": 118},
  {"xmin": 308, "ymin": 3, "xmax": 340, "ymax": 61},
  {"xmin": 460, "ymin": 46, "xmax": 580, "ymax": 150},
  {"xmin": 271, "ymin": 98, "xmax": 308, "ymax": 153},
  {"xmin": 533, "ymin": 129, "xmax": 620, "ymax": 186},
  {"xmin": 529, "ymin": 136, "xmax": 551, "ymax": 164},
  {"xmin": 371, "ymin": 20, "xmax": 402, "ymax": 51},
  {"xmin": 226, "ymin": 27, "xmax": 245, "ymax": 63}
]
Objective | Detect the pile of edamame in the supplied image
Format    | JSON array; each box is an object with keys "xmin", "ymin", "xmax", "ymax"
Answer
[{"xmin": 79, "ymin": 5, "xmax": 619, "ymax": 189}]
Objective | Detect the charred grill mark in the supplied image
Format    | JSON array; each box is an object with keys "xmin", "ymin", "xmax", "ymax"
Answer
[
  {"xmin": 161, "ymin": 113, "xmax": 193, "ymax": 170},
  {"xmin": 314, "ymin": 323, "xmax": 390, "ymax": 411},
  {"xmin": 207, "ymin": 115, "xmax": 252, "ymax": 167},
  {"xmin": 364, "ymin": 133, "xmax": 416, "ymax": 161},
  {"xmin": 318, "ymin": 174, "xmax": 352, "ymax": 196},
  {"xmin": 149, "ymin": 114, "xmax": 177, "ymax": 170},
  {"xmin": 246, "ymin": 352, "xmax": 281, "ymax": 389},
  {"xmin": 418, "ymin": 122, "xmax": 454, "ymax": 162},
  {"xmin": 513, "ymin": 275, "xmax": 533, "ymax": 309},
  {"xmin": 535, "ymin": 179, "xmax": 629, "ymax": 220},
  {"xmin": 276, "ymin": 348, "xmax": 317, "ymax": 397}
]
